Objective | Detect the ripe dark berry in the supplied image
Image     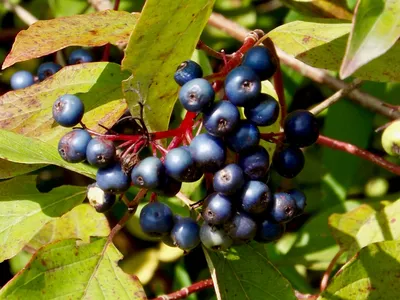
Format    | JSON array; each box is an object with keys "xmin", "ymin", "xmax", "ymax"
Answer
[
  {"xmin": 255, "ymin": 219, "xmax": 285, "ymax": 243},
  {"xmin": 96, "ymin": 162, "xmax": 131, "ymax": 193},
  {"xmin": 86, "ymin": 137, "xmax": 116, "ymax": 168},
  {"xmin": 10, "ymin": 70, "xmax": 34, "ymax": 90},
  {"xmin": 179, "ymin": 78, "xmax": 214, "ymax": 112},
  {"xmin": 269, "ymin": 192, "xmax": 297, "ymax": 223},
  {"xmin": 287, "ymin": 189, "xmax": 306, "ymax": 215},
  {"xmin": 240, "ymin": 180, "xmax": 271, "ymax": 215},
  {"xmin": 202, "ymin": 192, "xmax": 233, "ymax": 225},
  {"xmin": 273, "ymin": 146, "xmax": 305, "ymax": 178},
  {"xmin": 58, "ymin": 129, "xmax": 92, "ymax": 163},
  {"xmin": 139, "ymin": 202, "xmax": 174, "ymax": 237},
  {"xmin": 87, "ymin": 183, "xmax": 116, "ymax": 213},
  {"xmin": 203, "ymin": 101, "xmax": 240, "ymax": 137},
  {"xmin": 174, "ymin": 60, "xmax": 203, "ymax": 86},
  {"xmin": 171, "ymin": 217, "xmax": 200, "ymax": 251},
  {"xmin": 224, "ymin": 211, "xmax": 257, "ymax": 244},
  {"xmin": 239, "ymin": 146, "xmax": 270, "ymax": 180},
  {"xmin": 68, "ymin": 49, "xmax": 93, "ymax": 65},
  {"xmin": 284, "ymin": 110, "xmax": 319, "ymax": 147},
  {"xmin": 52, "ymin": 94, "xmax": 84, "ymax": 127},
  {"xmin": 213, "ymin": 163, "xmax": 244, "ymax": 195},
  {"xmin": 189, "ymin": 133, "xmax": 226, "ymax": 172},
  {"xmin": 164, "ymin": 147, "xmax": 202, "ymax": 182},
  {"xmin": 37, "ymin": 62, "xmax": 62, "ymax": 81},
  {"xmin": 244, "ymin": 93, "xmax": 280, "ymax": 126},
  {"xmin": 226, "ymin": 120, "xmax": 260, "ymax": 153},
  {"xmin": 156, "ymin": 175, "xmax": 182, "ymax": 197},
  {"xmin": 225, "ymin": 66, "xmax": 261, "ymax": 107},
  {"xmin": 242, "ymin": 46, "xmax": 277, "ymax": 80},
  {"xmin": 200, "ymin": 224, "xmax": 233, "ymax": 251},
  {"xmin": 131, "ymin": 156, "xmax": 165, "ymax": 189}
]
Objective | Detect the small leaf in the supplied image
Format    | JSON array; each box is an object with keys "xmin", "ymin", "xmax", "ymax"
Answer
[
  {"xmin": 319, "ymin": 241, "xmax": 400, "ymax": 300},
  {"xmin": 121, "ymin": 0, "xmax": 216, "ymax": 132},
  {"xmin": 279, "ymin": 0, "xmax": 352, "ymax": 20},
  {"xmin": 340, "ymin": 0, "xmax": 400, "ymax": 79},
  {"xmin": 0, "ymin": 159, "xmax": 44, "ymax": 179},
  {"xmin": 0, "ymin": 238, "xmax": 147, "ymax": 299},
  {"xmin": 2, "ymin": 10, "xmax": 139, "ymax": 69},
  {"xmin": 204, "ymin": 242, "xmax": 296, "ymax": 300},
  {"xmin": 28, "ymin": 203, "xmax": 111, "ymax": 250},
  {"xmin": 0, "ymin": 176, "xmax": 86, "ymax": 262}
]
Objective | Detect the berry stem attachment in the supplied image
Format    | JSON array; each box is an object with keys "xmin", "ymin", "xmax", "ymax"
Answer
[
  {"xmin": 150, "ymin": 278, "xmax": 214, "ymax": 300},
  {"xmin": 320, "ymin": 248, "xmax": 344, "ymax": 292},
  {"xmin": 196, "ymin": 40, "xmax": 231, "ymax": 60}
]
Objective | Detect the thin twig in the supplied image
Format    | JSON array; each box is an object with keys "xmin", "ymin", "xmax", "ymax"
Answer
[
  {"xmin": 295, "ymin": 291, "xmax": 319, "ymax": 300},
  {"xmin": 87, "ymin": 0, "xmax": 113, "ymax": 11},
  {"xmin": 320, "ymin": 249, "xmax": 344, "ymax": 292},
  {"xmin": 4, "ymin": 0, "xmax": 38, "ymax": 25},
  {"xmin": 150, "ymin": 278, "xmax": 214, "ymax": 300},
  {"xmin": 175, "ymin": 191, "xmax": 196, "ymax": 207}
]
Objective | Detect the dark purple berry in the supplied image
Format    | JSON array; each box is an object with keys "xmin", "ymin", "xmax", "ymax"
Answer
[
  {"xmin": 179, "ymin": 78, "xmax": 214, "ymax": 112},
  {"xmin": 10, "ymin": 70, "xmax": 34, "ymax": 90},
  {"xmin": 37, "ymin": 62, "xmax": 62, "ymax": 81},
  {"xmin": 174, "ymin": 60, "xmax": 203, "ymax": 86},
  {"xmin": 86, "ymin": 137, "xmax": 116, "ymax": 168},
  {"xmin": 96, "ymin": 162, "xmax": 131, "ymax": 194},
  {"xmin": 284, "ymin": 110, "xmax": 319, "ymax": 147},
  {"xmin": 269, "ymin": 192, "xmax": 297, "ymax": 223},
  {"xmin": 164, "ymin": 147, "xmax": 202, "ymax": 182},
  {"xmin": 200, "ymin": 223, "xmax": 232, "ymax": 251},
  {"xmin": 255, "ymin": 219, "xmax": 285, "ymax": 243},
  {"xmin": 226, "ymin": 120, "xmax": 260, "ymax": 153},
  {"xmin": 171, "ymin": 217, "xmax": 200, "ymax": 251},
  {"xmin": 239, "ymin": 146, "xmax": 270, "ymax": 180},
  {"xmin": 244, "ymin": 93, "xmax": 280, "ymax": 126},
  {"xmin": 224, "ymin": 211, "xmax": 257, "ymax": 244},
  {"xmin": 240, "ymin": 180, "xmax": 271, "ymax": 215},
  {"xmin": 52, "ymin": 94, "xmax": 84, "ymax": 127},
  {"xmin": 68, "ymin": 49, "xmax": 93, "ymax": 65},
  {"xmin": 202, "ymin": 192, "xmax": 233, "ymax": 225},
  {"xmin": 203, "ymin": 101, "xmax": 240, "ymax": 137},
  {"xmin": 131, "ymin": 156, "xmax": 165, "ymax": 189},
  {"xmin": 139, "ymin": 202, "xmax": 174, "ymax": 237},
  {"xmin": 156, "ymin": 175, "xmax": 182, "ymax": 197},
  {"xmin": 242, "ymin": 46, "xmax": 277, "ymax": 80},
  {"xmin": 287, "ymin": 189, "xmax": 306, "ymax": 215},
  {"xmin": 213, "ymin": 163, "xmax": 244, "ymax": 195},
  {"xmin": 273, "ymin": 146, "xmax": 305, "ymax": 178},
  {"xmin": 87, "ymin": 183, "xmax": 116, "ymax": 213},
  {"xmin": 58, "ymin": 129, "xmax": 92, "ymax": 163}
]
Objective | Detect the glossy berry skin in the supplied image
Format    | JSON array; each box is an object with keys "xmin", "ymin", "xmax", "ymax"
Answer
[
  {"xmin": 284, "ymin": 110, "xmax": 319, "ymax": 147},
  {"xmin": 287, "ymin": 189, "xmax": 306, "ymax": 215},
  {"xmin": 164, "ymin": 147, "xmax": 202, "ymax": 182},
  {"xmin": 242, "ymin": 46, "xmax": 277, "ymax": 80},
  {"xmin": 273, "ymin": 146, "xmax": 305, "ymax": 178},
  {"xmin": 255, "ymin": 219, "xmax": 285, "ymax": 243},
  {"xmin": 86, "ymin": 137, "xmax": 116, "ymax": 168},
  {"xmin": 96, "ymin": 162, "xmax": 131, "ymax": 194},
  {"xmin": 224, "ymin": 211, "xmax": 257, "ymax": 244},
  {"xmin": 200, "ymin": 224, "xmax": 233, "ymax": 251},
  {"xmin": 179, "ymin": 78, "xmax": 215, "ymax": 112},
  {"xmin": 171, "ymin": 217, "xmax": 201, "ymax": 251},
  {"xmin": 225, "ymin": 66, "xmax": 261, "ymax": 107},
  {"xmin": 139, "ymin": 202, "xmax": 174, "ymax": 237},
  {"xmin": 68, "ymin": 49, "xmax": 93, "ymax": 65},
  {"xmin": 226, "ymin": 120, "xmax": 260, "ymax": 153},
  {"xmin": 37, "ymin": 62, "xmax": 62, "ymax": 81},
  {"xmin": 10, "ymin": 70, "xmax": 34, "ymax": 90},
  {"xmin": 202, "ymin": 192, "xmax": 233, "ymax": 225},
  {"xmin": 269, "ymin": 192, "xmax": 297, "ymax": 223},
  {"xmin": 244, "ymin": 94, "xmax": 280, "ymax": 126},
  {"xmin": 52, "ymin": 94, "xmax": 84, "ymax": 127},
  {"xmin": 156, "ymin": 175, "xmax": 182, "ymax": 197},
  {"xmin": 240, "ymin": 180, "xmax": 271, "ymax": 215},
  {"xmin": 239, "ymin": 146, "xmax": 270, "ymax": 180},
  {"xmin": 174, "ymin": 60, "xmax": 203, "ymax": 86},
  {"xmin": 213, "ymin": 163, "xmax": 244, "ymax": 195},
  {"xmin": 87, "ymin": 183, "xmax": 116, "ymax": 213},
  {"xmin": 58, "ymin": 129, "xmax": 92, "ymax": 163},
  {"xmin": 203, "ymin": 101, "xmax": 240, "ymax": 137},
  {"xmin": 131, "ymin": 156, "xmax": 165, "ymax": 189},
  {"xmin": 189, "ymin": 133, "xmax": 226, "ymax": 173}
]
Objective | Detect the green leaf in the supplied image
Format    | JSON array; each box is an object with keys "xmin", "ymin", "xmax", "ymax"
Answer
[
  {"xmin": 340, "ymin": 0, "xmax": 400, "ymax": 79},
  {"xmin": 0, "ymin": 159, "xmax": 44, "ymax": 179},
  {"xmin": 0, "ymin": 176, "xmax": 86, "ymax": 262},
  {"xmin": 2, "ymin": 10, "xmax": 139, "ymax": 69},
  {"xmin": 121, "ymin": 0, "xmax": 216, "ymax": 132},
  {"xmin": 279, "ymin": 0, "xmax": 352, "ymax": 19},
  {"xmin": 319, "ymin": 241, "xmax": 400, "ymax": 300},
  {"xmin": 48, "ymin": 0, "xmax": 90, "ymax": 18},
  {"xmin": 28, "ymin": 203, "xmax": 111, "ymax": 250},
  {"xmin": 0, "ymin": 238, "xmax": 147, "ymax": 299},
  {"xmin": 204, "ymin": 242, "xmax": 296, "ymax": 300}
]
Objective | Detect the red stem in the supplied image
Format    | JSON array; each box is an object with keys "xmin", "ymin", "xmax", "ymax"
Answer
[
  {"xmin": 101, "ymin": 0, "xmax": 121, "ymax": 61},
  {"xmin": 317, "ymin": 135, "xmax": 400, "ymax": 176},
  {"xmin": 150, "ymin": 278, "xmax": 214, "ymax": 300},
  {"xmin": 273, "ymin": 63, "xmax": 286, "ymax": 125}
]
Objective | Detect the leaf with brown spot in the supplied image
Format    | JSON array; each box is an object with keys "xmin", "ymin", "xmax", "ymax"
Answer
[{"xmin": 2, "ymin": 10, "xmax": 139, "ymax": 69}]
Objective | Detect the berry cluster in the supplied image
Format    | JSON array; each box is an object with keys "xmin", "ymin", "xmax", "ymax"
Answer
[{"xmin": 51, "ymin": 43, "xmax": 319, "ymax": 252}]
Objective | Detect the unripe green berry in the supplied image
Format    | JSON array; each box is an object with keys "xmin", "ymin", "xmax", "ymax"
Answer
[{"xmin": 381, "ymin": 120, "xmax": 400, "ymax": 156}]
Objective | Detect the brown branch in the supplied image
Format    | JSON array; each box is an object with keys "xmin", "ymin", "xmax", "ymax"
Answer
[
  {"xmin": 295, "ymin": 291, "xmax": 318, "ymax": 300},
  {"xmin": 320, "ymin": 249, "xmax": 344, "ymax": 292},
  {"xmin": 207, "ymin": 12, "xmax": 400, "ymax": 120},
  {"xmin": 4, "ymin": 0, "xmax": 38, "ymax": 25},
  {"xmin": 150, "ymin": 278, "xmax": 214, "ymax": 300},
  {"xmin": 87, "ymin": 0, "xmax": 113, "ymax": 11}
]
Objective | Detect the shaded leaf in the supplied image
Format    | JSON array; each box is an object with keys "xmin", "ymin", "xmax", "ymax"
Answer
[
  {"xmin": 0, "ymin": 176, "xmax": 86, "ymax": 262},
  {"xmin": 157, "ymin": 242, "xmax": 184, "ymax": 263},
  {"xmin": 319, "ymin": 241, "xmax": 400, "ymax": 300},
  {"xmin": 28, "ymin": 203, "xmax": 111, "ymax": 250},
  {"xmin": 204, "ymin": 242, "xmax": 296, "ymax": 300},
  {"xmin": 0, "ymin": 238, "xmax": 147, "ymax": 299},
  {"xmin": 121, "ymin": 0, "xmax": 216, "ymax": 132},
  {"xmin": 2, "ymin": 11, "xmax": 139, "ymax": 69},
  {"xmin": 120, "ymin": 248, "xmax": 159, "ymax": 285},
  {"xmin": 340, "ymin": 0, "xmax": 400, "ymax": 79},
  {"xmin": 0, "ymin": 159, "xmax": 44, "ymax": 179},
  {"xmin": 279, "ymin": 0, "xmax": 352, "ymax": 20}
]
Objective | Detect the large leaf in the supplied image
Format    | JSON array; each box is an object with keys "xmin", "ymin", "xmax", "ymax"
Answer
[
  {"xmin": 121, "ymin": 0, "xmax": 216, "ymax": 132},
  {"xmin": 319, "ymin": 241, "xmax": 400, "ymax": 300},
  {"xmin": 0, "ymin": 159, "xmax": 44, "ymax": 179},
  {"xmin": 0, "ymin": 238, "xmax": 147, "ymax": 299},
  {"xmin": 204, "ymin": 242, "xmax": 296, "ymax": 300},
  {"xmin": 279, "ymin": 0, "xmax": 352, "ymax": 19},
  {"xmin": 28, "ymin": 203, "xmax": 110, "ymax": 250},
  {"xmin": 340, "ymin": 0, "xmax": 400, "ymax": 79},
  {"xmin": 0, "ymin": 176, "xmax": 86, "ymax": 262},
  {"xmin": 2, "ymin": 10, "xmax": 139, "ymax": 69}
]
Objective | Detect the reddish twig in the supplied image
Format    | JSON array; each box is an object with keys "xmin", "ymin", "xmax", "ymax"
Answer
[
  {"xmin": 101, "ymin": 0, "xmax": 120, "ymax": 61},
  {"xmin": 150, "ymin": 278, "xmax": 214, "ymax": 300},
  {"xmin": 320, "ymin": 249, "xmax": 344, "ymax": 292},
  {"xmin": 317, "ymin": 135, "xmax": 400, "ymax": 175},
  {"xmin": 295, "ymin": 291, "xmax": 319, "ymax": 300}
]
